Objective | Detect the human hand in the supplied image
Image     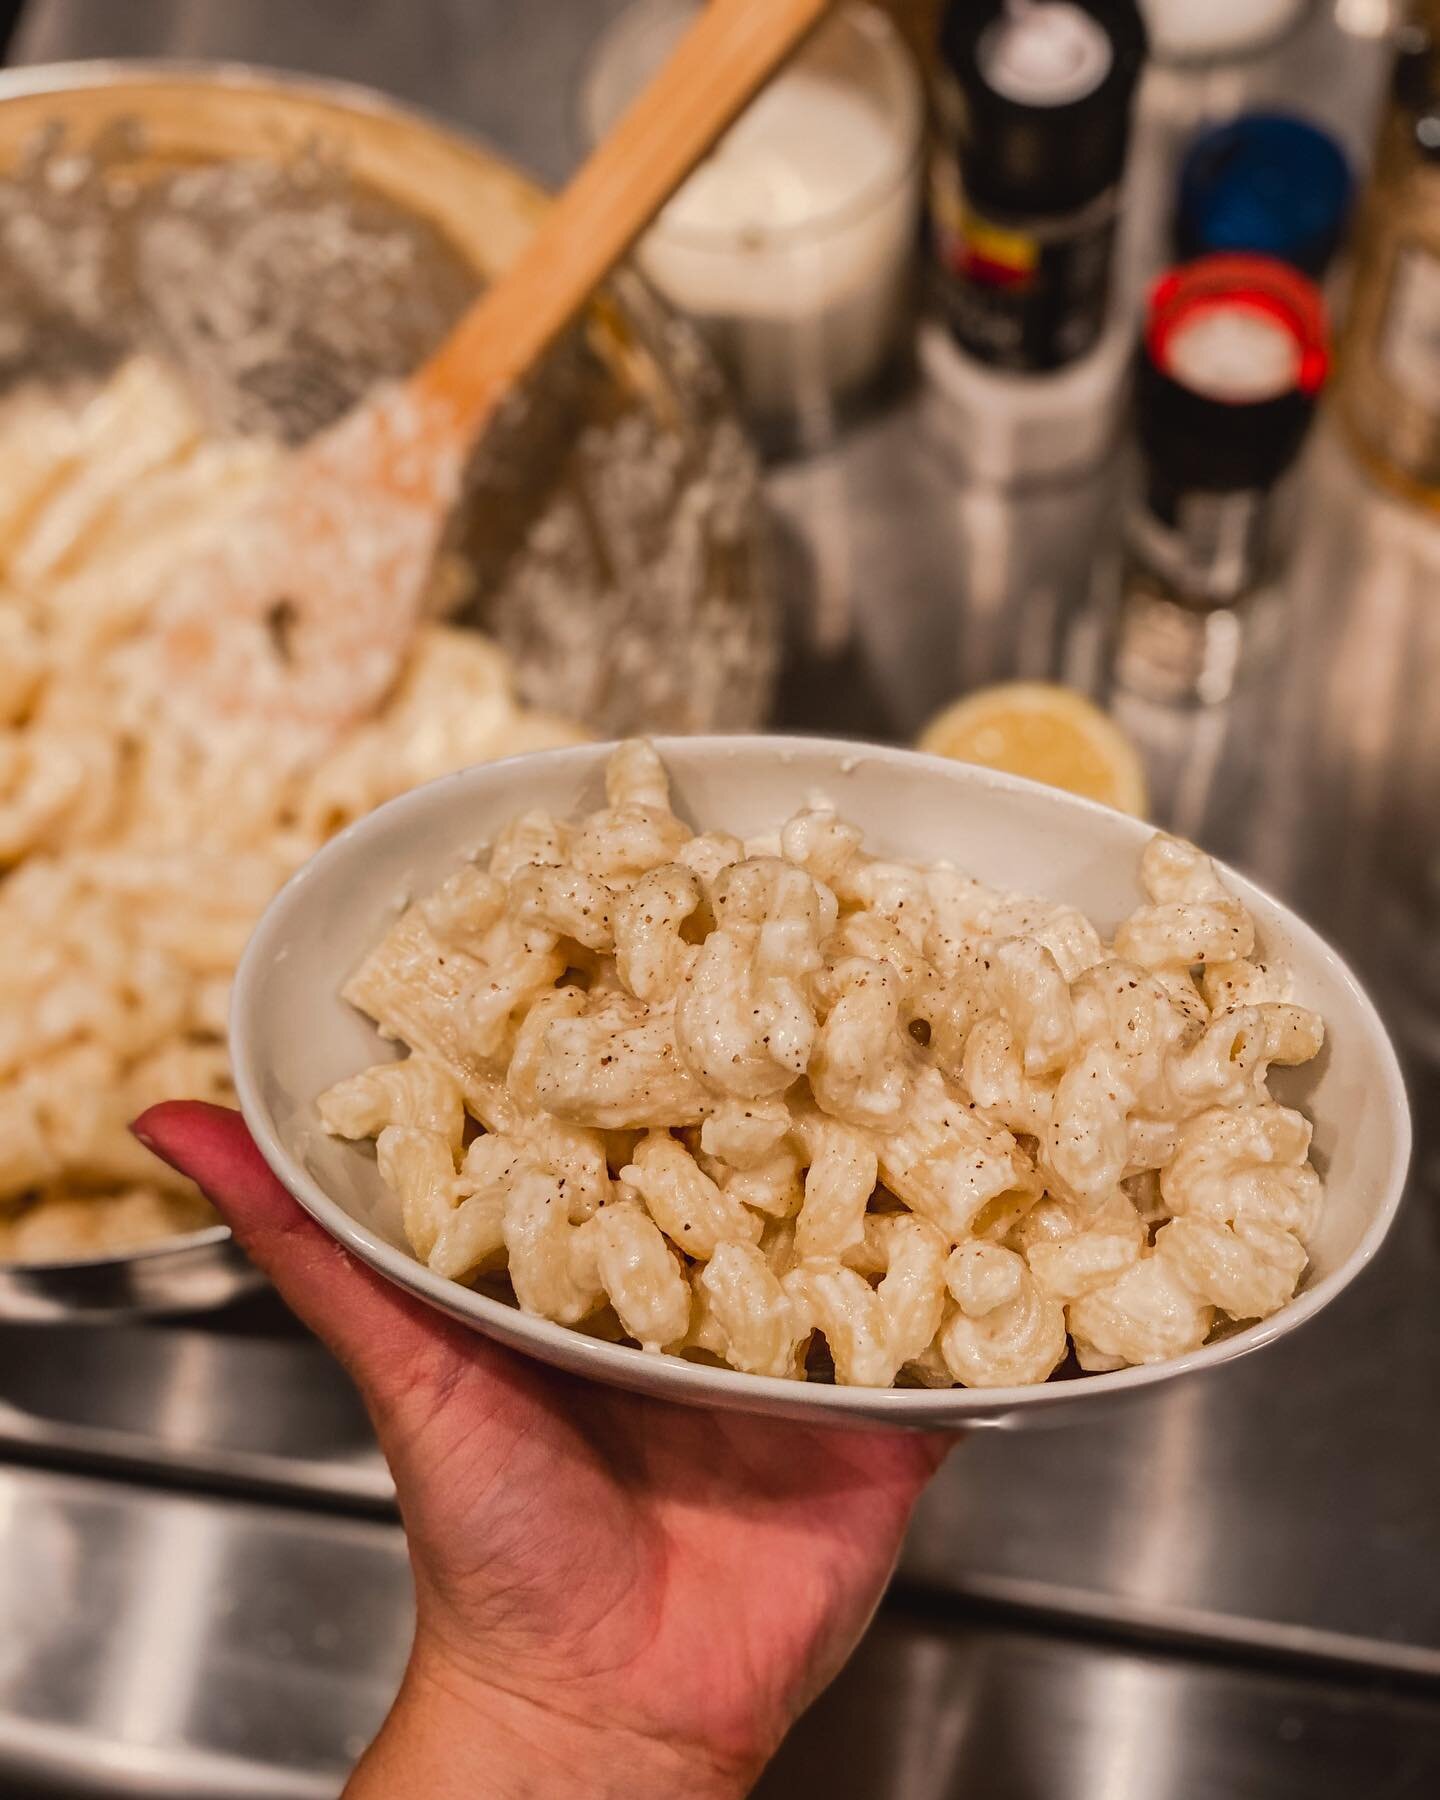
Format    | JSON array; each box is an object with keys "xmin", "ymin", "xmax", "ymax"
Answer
[{"xmin": 134, "ymin": 1102, "xmax": 953, "ymax": 1800}]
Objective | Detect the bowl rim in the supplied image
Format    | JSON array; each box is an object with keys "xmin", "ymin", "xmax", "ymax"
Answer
[
  {"xmin": 0, "ymin": 1221, "xmax": 236, "ymax": 1275},
  {"xmin": 230, "ymin": 735, "xmax": 1414, "ymax": 1416},
  {"xmin": 0, "ymin": 57, "xmax": 529, "ymax": 159}
]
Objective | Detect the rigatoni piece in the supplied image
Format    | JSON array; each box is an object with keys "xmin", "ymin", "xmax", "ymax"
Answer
[{"xmin": 873, "ymin": 1066, "xmax": 1036, "ymax": 1242}]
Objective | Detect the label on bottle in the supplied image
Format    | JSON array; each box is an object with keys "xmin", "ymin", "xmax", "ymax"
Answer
[
  {"xmin": 929, "ymin": 157, "xmax": 1118, "ymax": 371},
  {"xmin": 1379, "ymin": 242, "xmax": 1440, "ymax": 413}
]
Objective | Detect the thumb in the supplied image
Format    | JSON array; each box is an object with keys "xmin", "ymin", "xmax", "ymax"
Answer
[{"xmin": 133, "ymin": 1100, "xmax": 478, "ymax": 1419}]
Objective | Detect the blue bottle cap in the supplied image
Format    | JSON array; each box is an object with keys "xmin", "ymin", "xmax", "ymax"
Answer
[{"xmin": 1176, "ymin": 112, "xmax": 1353, "ymax": 280}]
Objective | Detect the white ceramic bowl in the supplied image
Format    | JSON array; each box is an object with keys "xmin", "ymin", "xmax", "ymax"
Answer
[{"xmin": 230, "ymin": 738, "xmax": 1412, "ymax": 1429}]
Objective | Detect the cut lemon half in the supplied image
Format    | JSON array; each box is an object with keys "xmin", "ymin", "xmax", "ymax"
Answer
[{"xmin": 918, "ymin": 682, "xmax": 1148, "ymax": 816}]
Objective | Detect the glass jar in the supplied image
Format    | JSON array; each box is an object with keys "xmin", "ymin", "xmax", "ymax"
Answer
[
  {"xmin": 582, "ymin": 0, "xmax": 925, "ymax": 450},
  {"xmin": 1334, "ymin": 2, "xmax": 1440, "ymax": 506}
]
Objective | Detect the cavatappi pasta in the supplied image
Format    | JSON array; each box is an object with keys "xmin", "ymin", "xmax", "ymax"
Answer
[
  {"xmin": 0, "ymin": 359, "xmax": 584, "ymax": 1264},
  {"xmin": 321, "ymin": 741, "xmax": 1328, "ymax": 1388}
]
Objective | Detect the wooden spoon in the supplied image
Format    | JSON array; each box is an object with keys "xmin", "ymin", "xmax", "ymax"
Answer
[{"xmin": 151, "ymin": 0, "xmax": 836, "ymax": 750}]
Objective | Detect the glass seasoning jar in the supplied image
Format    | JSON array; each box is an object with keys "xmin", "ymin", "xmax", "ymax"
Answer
[{"xmin": 1334, "ymin": 2, "xmax": 1440, "ymax": 506}]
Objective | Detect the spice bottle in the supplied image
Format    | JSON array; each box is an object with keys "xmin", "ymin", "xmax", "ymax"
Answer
[
  {"xmin": 929, "ymin": 0, "xmax": 1148, "ymax": 373},
  {"xmin": 1113, "ymin": 255, "xmax": 1329, "ymax": 704}
]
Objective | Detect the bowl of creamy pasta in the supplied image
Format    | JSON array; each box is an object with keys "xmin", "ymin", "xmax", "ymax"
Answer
[
  {"xmin": 0, "ymin": 67, "xmax": 773, "ymax": 1311},
  {"xmin": 230, "ymin": 739, "xmax": 1412, "ymax": 1426}
]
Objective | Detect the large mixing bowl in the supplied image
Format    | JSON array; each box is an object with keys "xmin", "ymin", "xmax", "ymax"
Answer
[
  {"xmin": 0, "ymin": 62, "xmax": 775, "ymax": 1321},
  {"xmin": 0, "ymin": 60, "xmax": 775, "ymax": 730}
]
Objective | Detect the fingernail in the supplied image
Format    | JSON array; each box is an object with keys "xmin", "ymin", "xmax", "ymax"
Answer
[{"xmin": 129, "ymin": 1116, "xmax": 178, "ymax": 1169}]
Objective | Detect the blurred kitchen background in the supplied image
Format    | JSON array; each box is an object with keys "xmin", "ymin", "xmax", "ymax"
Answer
[{"xmin": 3, "ymin": 1, "xmax": 1440, "ymax": 1795}]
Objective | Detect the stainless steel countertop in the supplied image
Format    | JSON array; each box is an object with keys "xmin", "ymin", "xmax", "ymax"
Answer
[
  {"xmin": 755, "ymin": 1597, "xmax": 1440, "ymax": 1800},
  {"xmin": 0, "ymin": 1465, "xmax": 410, "ymax": 1798},
  {"xmin": 6, "ymin": 1462, "xmax": 1438, "ymax": 1800},
  {"xmin": 5, "ymin": 0, "xmax": 1440, "ymax": 1795}
]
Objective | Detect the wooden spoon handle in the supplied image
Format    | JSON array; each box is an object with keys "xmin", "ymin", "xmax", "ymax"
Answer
[{"xmin": 415, "ymin": 0, "xmax": 836, "ymax": 430}]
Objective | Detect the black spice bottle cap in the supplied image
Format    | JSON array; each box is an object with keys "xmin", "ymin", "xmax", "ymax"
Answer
[
  {"xmin": 940, "ymin": 0, "xmax": 1148, "ymax": 219},
  {"xmin": 1139, "ymin": 254, "xmax": 1328, "ymax": 495}
]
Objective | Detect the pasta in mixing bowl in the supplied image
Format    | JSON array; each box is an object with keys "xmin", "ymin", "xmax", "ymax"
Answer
[
  {"xmin": 319, "ymin": 740, "xmax": 1329, "ymax": 1387},
  {"xmin": 0, "ymin": 358, "xmax": 584, "ymax": 1265}
]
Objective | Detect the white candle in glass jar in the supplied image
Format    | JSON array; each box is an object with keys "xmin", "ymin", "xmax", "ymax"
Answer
[{"xmin": 583, "ymin": 0, "xmax": 923, "ymax": 433}]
